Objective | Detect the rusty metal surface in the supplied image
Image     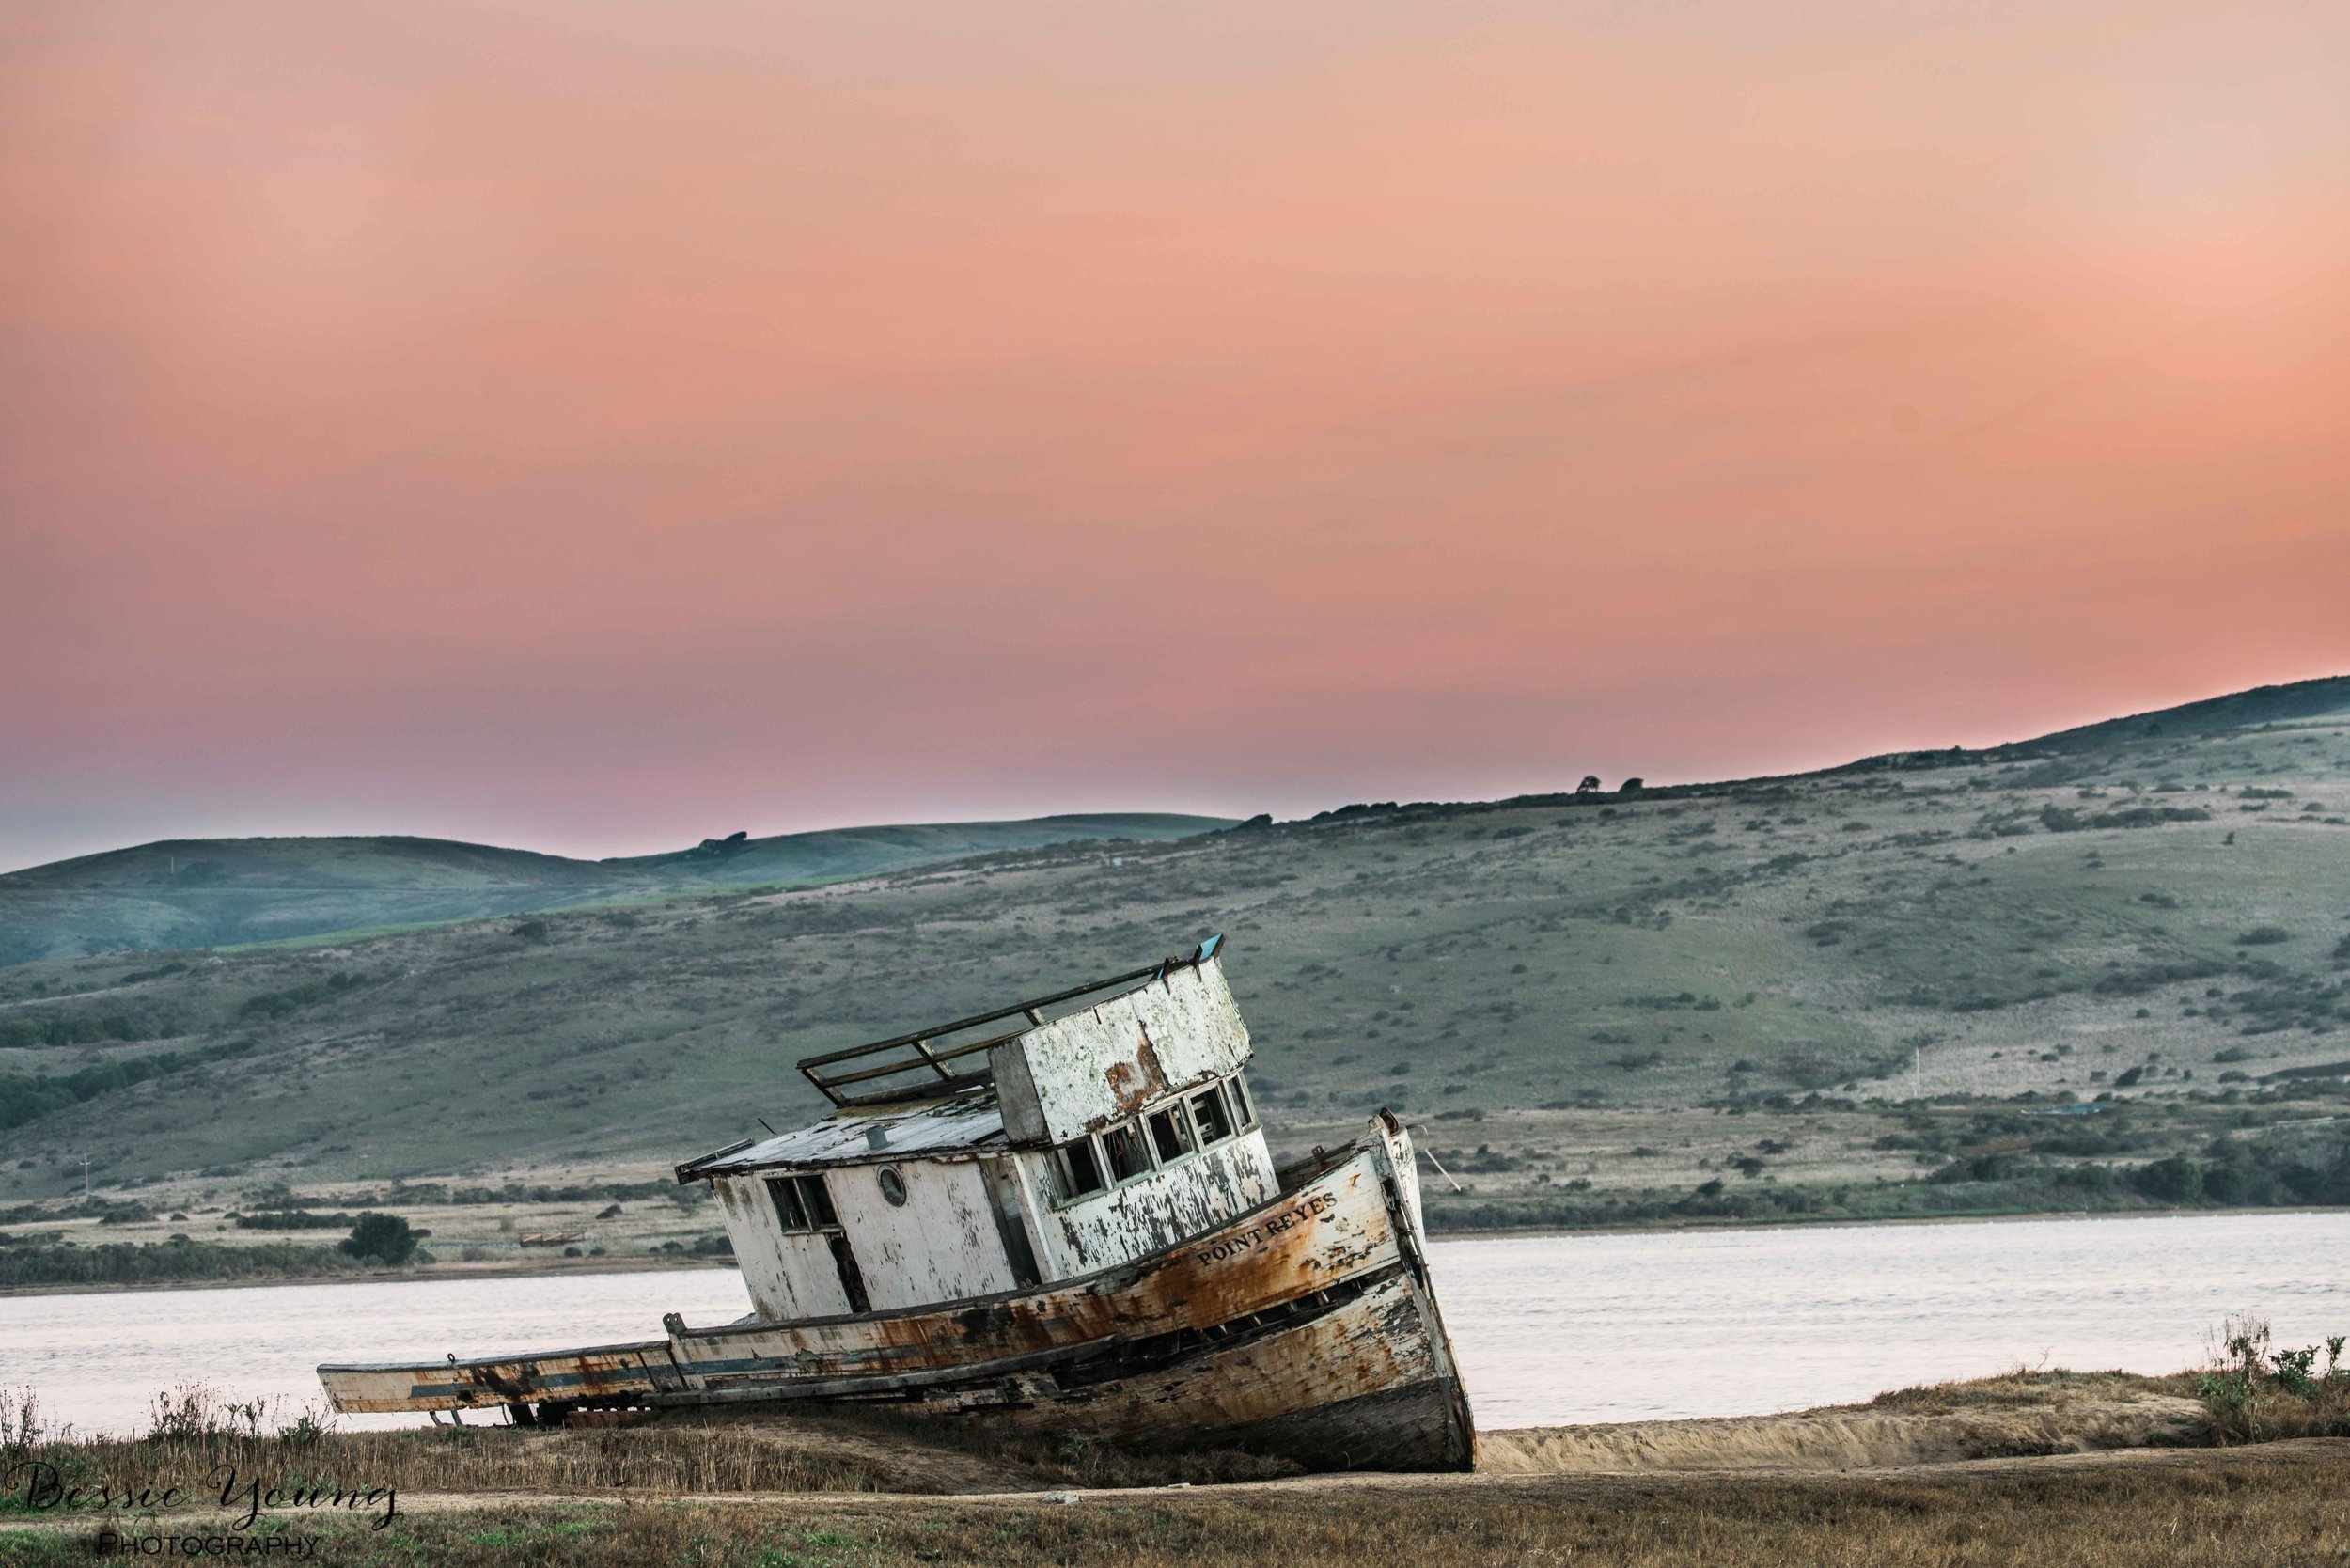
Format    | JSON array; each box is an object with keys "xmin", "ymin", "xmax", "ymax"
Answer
[
  {"xmin": 962, "ymin": 1271, "xmax": 1474, "ymax": 1470},
  {"xmin": 319, "ymin": 1343, "xmax": 678, "ymax": 1414}
]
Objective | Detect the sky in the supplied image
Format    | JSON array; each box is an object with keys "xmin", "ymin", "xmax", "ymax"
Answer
[{"xmin": 3, "ymin": 0, "xmax": 2346, "ymax": 871}]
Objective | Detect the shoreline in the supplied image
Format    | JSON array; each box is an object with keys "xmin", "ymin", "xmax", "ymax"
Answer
[
  {"xmin": 7, "ymin": 1204, "xmax": 2344, "ymax": 1298},
  {"xmin": 1424, "ymin": 1200, "xmax": 2350, "ymax": 1242},
  {"xmin": 0, "ymin": 1252, "xmax": 734, "ymax": 1299}
]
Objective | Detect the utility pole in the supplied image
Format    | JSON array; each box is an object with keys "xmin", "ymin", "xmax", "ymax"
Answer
[
  {"xmin": 81, "ymin": 1156, "xmax": 92, "ymax": 1210},
  {"xmin": 1913, "ymin": 1043, "xmax": 1922, "ymax": 1102}
]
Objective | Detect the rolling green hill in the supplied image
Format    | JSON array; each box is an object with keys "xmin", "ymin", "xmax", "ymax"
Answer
[
  {"xmin": 2, "ymin": 676, "xmax": 2346, "ymax": 1231},
  {"xmin": 0, "ymin": 814, "xmax": 1235, "ymax": 967}
]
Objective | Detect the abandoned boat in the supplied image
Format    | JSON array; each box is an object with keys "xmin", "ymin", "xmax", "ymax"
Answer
[{"xmin": 317, "ymin": 937, "xmax": 1475, "ymax": 1469}]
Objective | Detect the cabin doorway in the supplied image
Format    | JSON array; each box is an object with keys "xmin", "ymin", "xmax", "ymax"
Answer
[
  {"xmin": 979, "ymin": 1158, "xmax": 1042, "ymax": 1289},
  {"xmin": 827, "ymin": 1232, "xmax": 871, "ymax": 1314}
]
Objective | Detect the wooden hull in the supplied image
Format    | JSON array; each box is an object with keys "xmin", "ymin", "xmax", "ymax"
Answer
[{"xmin": 319, "ymin": 1115, "xmax": 1473, "ymax": 1470}]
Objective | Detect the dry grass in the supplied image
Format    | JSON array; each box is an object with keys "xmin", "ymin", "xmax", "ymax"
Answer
[
  {"xmin": 0, "ymin": 1384, "xmax": 1292, "ymax": 1510},
  {"xmin": 5, "ymin": 1371, "xmax": 2345, "ymax": 1565},
  {"xmin": 8, "ymin": 1443, "xmax": 2347, "ymax": 1567},
  {"xmin": 1, "ymin": 1423, "xmax": 901, "ymax": 1505},
  {"xmin": 1864, "ymin": 1367, "xmax": 2196, "ymax": 1416}
]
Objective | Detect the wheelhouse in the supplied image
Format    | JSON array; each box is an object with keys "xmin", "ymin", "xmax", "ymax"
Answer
[{"xmin": 675, "ymin": 938, "xmax": 1277, "ymax": 1322}]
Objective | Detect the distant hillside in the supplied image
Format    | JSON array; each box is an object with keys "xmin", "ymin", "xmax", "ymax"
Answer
[
  {"xmin": 0, "ymin": 672, "xmax": 2343, "ymax": 1220},
  {"xmin": 2001, "ymin": 675, "xmax": 2350, "ymax": 756},
  {"xmin": 0, "ymin": 814, "xmax": 1234, "ymax": 967}
]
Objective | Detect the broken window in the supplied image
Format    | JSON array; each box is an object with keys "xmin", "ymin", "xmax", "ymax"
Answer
[
  {"xmin": 1147, "ymin": 1105, "xmax": 1192, "ymax": 1163},
  {"xmin": 798, "ymin": 1174, "xmax": 839, "ymax": 1228},
  {"xmin": 1189, "ymin": 1084, "xmax": 1234, "ymax": 1145},
  {"xmin": 1055, "ymin": 1137, "xmax": 1106, "ymax": 1200},
  {"xmin": 1227, "ymin": 1074, "xmax": 1257, "ymax": 1128},
  {"xmin": 1102, "ymin": 1121, "xmax": 1153, "ymax": 1183},
  {"xmin": 767, "ymin": 1173, "xmax": 838, "ymax": 1232},
  {"xmin": 766, "ymin": 1176, "xmax": 808, "ymax": 1231}
]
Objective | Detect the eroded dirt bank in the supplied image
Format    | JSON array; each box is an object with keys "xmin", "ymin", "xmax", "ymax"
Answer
[{"xmin": 1479, "ymin": 1370, "xmax": 2204, "ymax": 1475}]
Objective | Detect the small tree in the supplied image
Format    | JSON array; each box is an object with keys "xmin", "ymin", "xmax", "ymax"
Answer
[
  {"xmin": 1575, "ymin": 776, "xmax": 1602, "ymax": 794},
  {"xmin": 1620, "ymin": 777, "xmax": 1645, "ymax": 793},
  {"xmin": 2133, "ymin": 1155, "xmax": 2204, "ymax": 1205},
  {"xmin": 340, "ymin": 1212, "xmax": 421, "ymax": 1266}
]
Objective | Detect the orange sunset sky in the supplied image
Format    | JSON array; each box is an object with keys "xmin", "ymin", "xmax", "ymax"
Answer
[{"xmin": 3, "ymin": 0, "xmax": 2345, "ymax": 870}]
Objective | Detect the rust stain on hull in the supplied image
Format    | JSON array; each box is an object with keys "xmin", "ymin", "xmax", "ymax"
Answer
[{"xmin": 1102, "ymin": 1028, "xmax": 1167, "ymax": 1120}]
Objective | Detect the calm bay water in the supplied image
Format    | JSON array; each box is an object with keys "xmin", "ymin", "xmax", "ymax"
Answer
[
  {"xmin": 4, "ymin": 1210, "xmax": 2342, "ymax": 1437},
  {"xmin": 1439, "ymin": 1209, "xmax": 2347, "ymax": 1429}
]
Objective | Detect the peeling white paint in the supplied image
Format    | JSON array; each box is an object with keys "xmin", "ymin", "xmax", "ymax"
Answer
[
  {"xmin": 828, "ymin": 1157, "xmax": 1019, "ymax": 1311},
  {"xmin": 699, "ymin": 954, "xmax": 1279, "ymax": 1313},
  {"xmin": 1022, "ymin": 1133, "xmax": 1277, "ymax": 1278},
  {"xmin": 993, "ymin": 957, "xmax": 1252, "ymax": 1145},
  {"xmin": 715, "ymin": 1176, "xmax": 852, "ymax": 1320}
]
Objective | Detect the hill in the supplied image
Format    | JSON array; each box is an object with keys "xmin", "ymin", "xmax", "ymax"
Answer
[
  {"xmin": 1, "ymin": 676, "xmax": 2346, "ymax": 1233},
  {"xmin": 0, "ymin": 814, "xmax": 1234, "ymax": 967}
]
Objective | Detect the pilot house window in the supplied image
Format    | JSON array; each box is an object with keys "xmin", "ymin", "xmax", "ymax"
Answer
[
  {"xmin": 1147, "ymin": 1105, "xmax": 1192, "ymax": 1162},
  {"xmin": 1054, "ymin": 1137, "xmax": 1106, "ymax": 1200},
  {"xmin": 1102, "ymin": 1121, "xmax": 1153, "ymax": 1182},
  {"xmin": 1188, "ymin": 1085, "xmax": 1231, "ymax": 1144},
  {"xmin": 766, "ymin": 1173, "xmax": 838, "ymax": 1233},
  {"xmin": 1046, "ymin": 1074, "xmax": 1266, "ymax": 1203}
]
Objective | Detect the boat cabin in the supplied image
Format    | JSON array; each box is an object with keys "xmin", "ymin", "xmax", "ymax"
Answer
[{"xmin": 675, "ymin": 938, "xmax": 1276, "ymax": 1322}]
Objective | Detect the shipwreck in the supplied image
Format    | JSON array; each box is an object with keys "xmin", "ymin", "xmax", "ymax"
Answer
[{"xmin": 318, "ymin": 937, "xmax": 1476, "ymax": 1469}]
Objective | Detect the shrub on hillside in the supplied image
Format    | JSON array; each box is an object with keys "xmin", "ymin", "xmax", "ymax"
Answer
[
  {"xmin": 338, "ymin": 1213, "xmax": 425, "ymax": 1266},
  {"xmin": 0, "ymin": 1238, "xmax": 354, "ymax": 1289},
  {"xmin": 2132, "ymin": 1155, "xmax": 2203, "ymax": 1203}
]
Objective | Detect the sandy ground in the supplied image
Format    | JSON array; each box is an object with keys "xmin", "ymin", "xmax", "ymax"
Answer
[{"xmin": 1476, "ymin": 1388, "xmax": 2204, "ymax": 1474}]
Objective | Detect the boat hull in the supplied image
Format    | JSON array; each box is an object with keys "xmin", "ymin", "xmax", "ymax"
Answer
[{"xmin": 320, "ymin": 1115, "xmax": 1473, "ymax": 1470}]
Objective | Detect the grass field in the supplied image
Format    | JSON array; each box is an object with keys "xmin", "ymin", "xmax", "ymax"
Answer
[{"xmin": 1, "ymin": 678, "xmax": 2345, "ymax": 1244}]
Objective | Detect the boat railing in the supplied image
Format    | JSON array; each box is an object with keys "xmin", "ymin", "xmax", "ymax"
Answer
[{"xmin": 795, "ymin": 937, "xmax": 1221, "ymax": 1108}]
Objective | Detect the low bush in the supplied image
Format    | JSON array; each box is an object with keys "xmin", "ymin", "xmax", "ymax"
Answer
[
  {"xmin": 0, "ymin": 1237, "xmax": 358, "ymax": 1289},
  {"xmin": 2197, "ymin": 1317, "xmax": 2350, "ymax": 1444}
]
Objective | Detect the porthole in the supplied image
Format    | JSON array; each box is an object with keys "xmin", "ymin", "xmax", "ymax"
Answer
[{"xmin": 876, "ymin": 1166, "xmax": 908, "ymax": 1207}]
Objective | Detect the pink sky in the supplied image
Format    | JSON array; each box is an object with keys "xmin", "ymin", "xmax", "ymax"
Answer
[{"xmin": 3, "ymin": 0, "xmax": 2346, "ymax": 870}]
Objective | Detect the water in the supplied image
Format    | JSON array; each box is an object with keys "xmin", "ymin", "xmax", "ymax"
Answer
[
  {"xmin": 4, "ymin": 1211, "xmax": 2342, "ymax": 1437},
  {"xmin": 0, "ymin": 1268, "xmax": 759, "ymax": 1438},
  {"xmin": 1438, "ymin": 1210, "xmax": 2350, "ymax": 1429}
]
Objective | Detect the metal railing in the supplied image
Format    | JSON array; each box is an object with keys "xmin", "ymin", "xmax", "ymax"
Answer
[{"xmin": 795, "ymin": 936, "xmax": 1222, "ymax": 1108}]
